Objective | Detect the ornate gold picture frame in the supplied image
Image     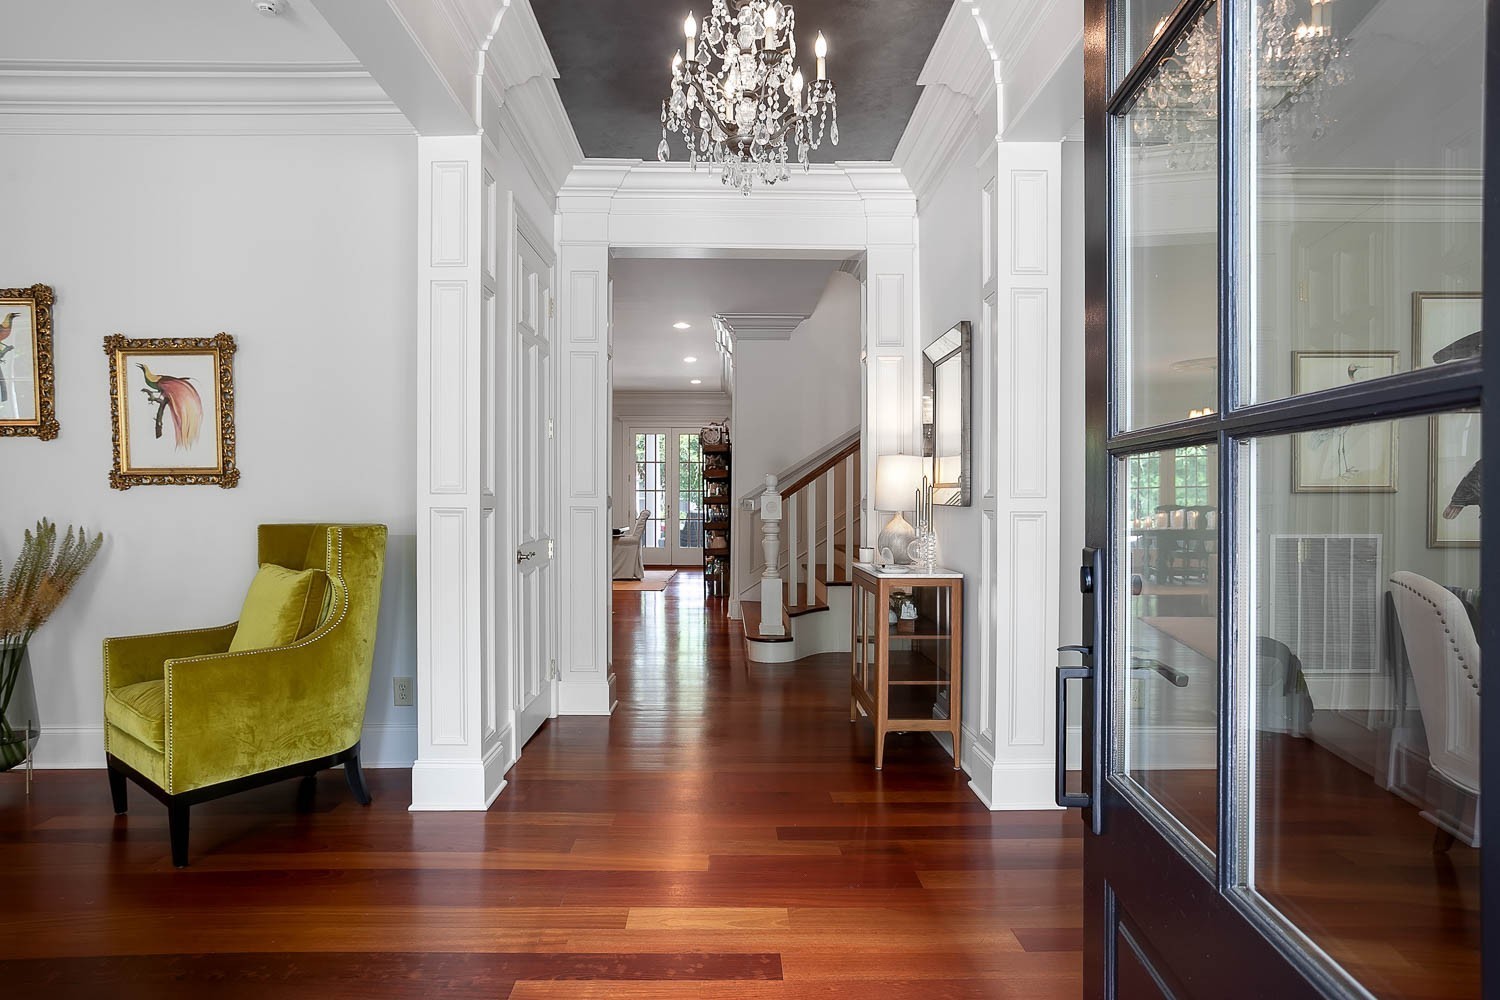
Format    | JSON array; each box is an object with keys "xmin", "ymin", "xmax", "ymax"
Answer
[
  {"xmin": 0, "ymin": 284, "xmax": 58, "ymax": 440},
  {"xmin": 105, "ymin": 333, "xmax": 239, "ymax": 489}
]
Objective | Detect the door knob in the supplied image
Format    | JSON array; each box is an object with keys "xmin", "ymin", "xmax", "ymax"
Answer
[{"xmin": 517, "ymin": 549, "xmax": 534, "ymax": 563}]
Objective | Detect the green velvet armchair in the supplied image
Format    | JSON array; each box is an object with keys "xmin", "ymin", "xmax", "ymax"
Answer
[{"xmin": 103, "ymin": 523, "xmax": 387, "ymax": 867}]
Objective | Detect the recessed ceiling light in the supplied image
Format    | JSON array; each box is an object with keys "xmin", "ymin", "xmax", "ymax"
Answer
[
  {"xmin": 673, "ymin": 321, "xmax": 692, "ymax": 330},
  {"xmin": 683, "ymin": 356, "xmax": 698, "ymax": 363},
  {"xmin": 690, "ymin": 379, "xmax": 703, "ymax": 385}
]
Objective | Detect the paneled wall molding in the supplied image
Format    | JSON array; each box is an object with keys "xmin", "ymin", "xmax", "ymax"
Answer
[
  {"xmin": 0, "ymin": 59, "xmax": 411, "ymax": 134},
  {"xmin": 412, "ymin": 134, "xmax": 511, "ymax": 811},
  {"xmin": 961, "ymin": 139, "xmax": 1065, "ymax": 811}
]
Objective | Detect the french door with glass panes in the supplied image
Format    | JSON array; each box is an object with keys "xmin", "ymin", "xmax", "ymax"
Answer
[
  {"xmin": 630, "ymin": 427, "xmax": 706, "ymax": 566},
  {"xmin": 1068, "ymin": 0, "xmax": 1494, "ymax": 996}
]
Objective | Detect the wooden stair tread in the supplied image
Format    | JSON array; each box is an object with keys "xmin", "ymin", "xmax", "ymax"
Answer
[
  {"xmin": 787, "ymin": 600, "xmax": 830, "ymax": 617},
  {"xmin": 739, "ymin": 600, "xmax": 792, "ymax": 642}
]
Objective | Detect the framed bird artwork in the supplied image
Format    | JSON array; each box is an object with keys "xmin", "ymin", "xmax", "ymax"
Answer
[
  {"xmin": 0, "ymin": 284, "xmax": 58, "ymax": 440},
  {"xmin": 1290, "ymin": 350, "xmax": 1399, "ymax": 493},
  {"xmin": 104, "ymin": 332, "xmax": 239, "ymax": 489}
]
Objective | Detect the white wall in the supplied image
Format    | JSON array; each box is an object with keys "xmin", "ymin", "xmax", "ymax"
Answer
[
  {"xmin": 0, "ymin": 132, "xmax": 418, "ymax": 768},
  {"xmin": 730, "ymin": 271, "xmax": 863, "ymax": 505}
]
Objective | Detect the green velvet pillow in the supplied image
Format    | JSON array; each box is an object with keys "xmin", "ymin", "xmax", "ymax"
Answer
[{"xmin": 228, "ymin": 564, "xmax": 330, "ymax": 653}]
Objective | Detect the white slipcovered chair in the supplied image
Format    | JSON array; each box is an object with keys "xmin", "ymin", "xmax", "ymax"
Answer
[
  {"xmin": 1389, "ymin": 571, "xmax": 1481, "ymax": 849},
  {"xmin": 612, "ymin": 510, "xmax": 651, "ymax": 581}
]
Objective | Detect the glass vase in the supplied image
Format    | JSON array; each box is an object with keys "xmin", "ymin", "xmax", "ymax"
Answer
[{"xmin": 0, "ymin": 643, "xmax": 39, "ymax": 773}]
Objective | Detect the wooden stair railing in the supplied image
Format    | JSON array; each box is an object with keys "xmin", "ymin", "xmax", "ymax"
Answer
[{"xmin": 749, "ymin": 436, "xmax": 860, "ymax": 640}]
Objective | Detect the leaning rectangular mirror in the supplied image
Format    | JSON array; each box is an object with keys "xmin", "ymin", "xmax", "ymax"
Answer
[{"xmin": 922, "ymin": 321, "xmax": 972, "ymax": 506}]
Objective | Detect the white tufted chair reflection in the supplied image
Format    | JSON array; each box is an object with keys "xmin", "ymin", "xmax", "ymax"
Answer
[{"xmin": 1390, "ymin": 571, "xmax": 1481, "ymax": 848}]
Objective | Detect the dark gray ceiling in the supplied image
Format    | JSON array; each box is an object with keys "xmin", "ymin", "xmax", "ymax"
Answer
[{"xmin": 532, "ymin": 1, "xmax": 952, "ymax": 162}]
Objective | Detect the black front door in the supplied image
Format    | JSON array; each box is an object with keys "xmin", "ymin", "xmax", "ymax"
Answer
[{"xmin": 1071, "ymin": 0, "xmax": 1495, "ymax": 995}]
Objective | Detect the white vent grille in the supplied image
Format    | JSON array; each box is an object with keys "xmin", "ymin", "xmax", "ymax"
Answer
[{"xmin": 1269, "ymin": 534, "xmax": 1382, "ymax": 674}]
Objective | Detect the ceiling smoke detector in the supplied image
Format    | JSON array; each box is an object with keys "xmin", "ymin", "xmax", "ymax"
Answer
[{"xmin": 255, "ymin": 0, "xmax": 283, "ymax": 15}]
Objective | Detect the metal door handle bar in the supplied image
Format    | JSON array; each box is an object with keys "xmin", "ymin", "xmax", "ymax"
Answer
[{"xmin": 1055, "ymin": 661, "xmax": 1093, "ymax": 808}]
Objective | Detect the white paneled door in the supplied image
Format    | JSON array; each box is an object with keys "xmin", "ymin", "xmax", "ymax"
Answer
[
  {"xmin": 514, "ymin": 221, "xmax": 555, "ymax": 750},
  {"xmin": 629, "ymin": 427, "xmax": 706, "ymax": 567}
]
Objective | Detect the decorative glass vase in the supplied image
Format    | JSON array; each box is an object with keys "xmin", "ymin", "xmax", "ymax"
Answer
[
  {"xmin": 0, "ymin": 643, "xmax": 39, "ymax": 773},
  {"xmin": 909, "ymin": 528, "xmax": 939, "ymax": 573}
]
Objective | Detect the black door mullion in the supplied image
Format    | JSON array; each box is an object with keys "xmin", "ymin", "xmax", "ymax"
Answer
[{"xmin": 1479, "ymin": 0, "xmax": 1499, "ymax": 988}]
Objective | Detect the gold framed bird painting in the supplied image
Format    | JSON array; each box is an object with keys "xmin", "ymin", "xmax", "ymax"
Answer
[
  {"xmin": 0, "ymin": 284, "xmax": 58, "ymax": 440},
  {"xmin": 104, "ymin": 333, "xmax": 239, "ymax": 489}
]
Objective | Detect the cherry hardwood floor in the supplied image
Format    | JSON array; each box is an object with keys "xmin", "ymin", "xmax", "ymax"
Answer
[{"xmin": 0, "ymin": 570, "xmax": 1083, "ymax": 998}]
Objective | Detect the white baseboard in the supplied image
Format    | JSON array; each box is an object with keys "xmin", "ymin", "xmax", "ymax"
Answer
[
  {"xmin": 960, "ymin": 726, "xmax": 1063, "ymax": 811},
  {"xmin": 744, "ymin": 637, "xmax": 799, "ymax": 663},
  {"xmin": 28, "ymin": 723, "xmax": 419, "ymax": 770},
  {"xmin": 409, "ymin": 738, "xmax": 511, "ymax": 811},
  {"xmin": 557, "ymin": 676, "xmax": 617, "ymax": 715}
]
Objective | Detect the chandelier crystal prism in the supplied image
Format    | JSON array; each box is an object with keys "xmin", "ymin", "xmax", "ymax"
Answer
[{"xmin": 658, "ymin": 1, "xmax": 837, "ymax": 194}]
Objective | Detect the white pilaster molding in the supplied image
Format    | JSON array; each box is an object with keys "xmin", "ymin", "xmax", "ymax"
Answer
[
  {"xmin": 554, "ymin": 166, "xmax": 628, "ymax": 716},
  {"xmin": 412, "ymin": 135, "xmax": 509, "ymax": 810},
  {"xmin": 968, "ymin": 139, "xmax": 1065, "ymax": 810},
  {"xmin": 846, "ymin": 165, "xmax": 921, "ymax": 547}
]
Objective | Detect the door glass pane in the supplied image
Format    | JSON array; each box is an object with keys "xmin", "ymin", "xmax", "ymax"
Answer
[
  {"xmin": 1116, "ymin": 2, "xmax": 1219, "ymax": 431},
  {"xmin": 1242, "ymin": 0, "xmax": 1484, "ymax": 405},
  {"xmin": 1246, "ymin": 411, "xmax": 1481, "ymax": 998},
  {"xmin": 1116, "ymin": 0, "xmax": 1190, "ymax": 87},
  {"xmin": 678, "ymin": 433, "xmax": 704, "ymax": 550},
  {"xmin": 633, "ymin": 432, "xmax": 667, "ymax": 549},
  {"xmin": 1117, "ymin": 443, "xmax": 1220, "ymax": 853}
]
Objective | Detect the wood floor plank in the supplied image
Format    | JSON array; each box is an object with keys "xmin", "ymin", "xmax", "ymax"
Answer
[{"xmin": 626, "ymin": 908, "xmax": 792, "ymax": 931}]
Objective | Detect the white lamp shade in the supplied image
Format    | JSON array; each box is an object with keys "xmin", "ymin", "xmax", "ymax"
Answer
[{"xmin": 874, "ymin": 454, "xmax": 925, "ymax": 512}]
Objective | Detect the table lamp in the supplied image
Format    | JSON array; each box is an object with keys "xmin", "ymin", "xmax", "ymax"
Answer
[{"xmin": 874, "ymin": 454, "xmax": 924, "ymax": 564}]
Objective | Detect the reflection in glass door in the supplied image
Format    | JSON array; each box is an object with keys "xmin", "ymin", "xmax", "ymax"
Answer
[{"xmin": 1077, "ymin": 0, "xmax": 1493, "ymax": 994}]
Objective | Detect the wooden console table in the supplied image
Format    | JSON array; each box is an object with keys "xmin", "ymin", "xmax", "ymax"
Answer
[{"xmin": 850, "ymin": 563, "xmax": 963, "ymax": 770}]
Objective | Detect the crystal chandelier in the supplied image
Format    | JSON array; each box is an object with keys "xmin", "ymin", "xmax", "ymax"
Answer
[
  {"xmin": 1132, "ymin": 0, "xmax": 1350, "ymax": 168},
  {"xmin": 658, "ymin": 2, "xmax": 838, "ymax": 194}
]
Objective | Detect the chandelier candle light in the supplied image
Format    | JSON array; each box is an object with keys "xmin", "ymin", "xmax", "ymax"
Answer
[{"xmin": 659, "ymin": 1, "xmax": 838, "ymax": 194}]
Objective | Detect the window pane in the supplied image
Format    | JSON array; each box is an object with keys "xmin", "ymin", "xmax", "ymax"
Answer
[
  {"xmin": 1246, "ymin": 411, "xmax": 1480, "ymax": 998},
  {"xmin": 1116, "ymin": 0, "xmax": 1189, "ymax": 87},
  {"xmin": 1242, "ymin": 0, "xmax": 1484, "ymax": 404},
  {"xmin": 1116, "ymin": 3, "xmax": 1219, "ymax": 431},
  {"xmin": 678, "ymin": 433, "xmax": 704, "ymax": 550},
  {"xmin": 1118, "ymin": 443, "xmax": 1220, "ymax": 854},
  {"xmin": 633, "ymin": 432, "xmax": 668, "ymax": 549}
]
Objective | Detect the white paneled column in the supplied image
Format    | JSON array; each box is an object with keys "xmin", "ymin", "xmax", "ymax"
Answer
[
  {"xmin": 966, "ymin": 140, "xmax": 1065, "ymax": 809},
  {"xmin": 412, "ymin": 135, "xmax": 509, "ymax": 810},
  {"xmin": 847, "ymin": 167, "xmax": 921, "ymax": 546},
  {"xmin": 554, "ymin": 174, "xmax": 621, "ymax": 715}
]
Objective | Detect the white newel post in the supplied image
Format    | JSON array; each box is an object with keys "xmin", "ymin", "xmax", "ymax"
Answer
[
  {"xmin": 759, "ymin": 474, "xmax": 786, "ymax": 636},
  {"xmin": 412, "ymin": 134, "xmax": 508, "ymax": 811}
]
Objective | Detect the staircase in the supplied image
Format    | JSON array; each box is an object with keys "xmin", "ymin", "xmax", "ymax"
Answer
[{"xmin": 739, "ymin": 433, "xmax": 861, "ymax": 663}]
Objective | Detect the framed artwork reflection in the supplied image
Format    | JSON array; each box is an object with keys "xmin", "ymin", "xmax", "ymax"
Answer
[
  {"xmin": 0, "ymin": 284, "xmax": 58, "ymax": 439},
  {"xmin": 105, "ymin": 333, "xmax": 239, "ymax": 489},
  {"xmin": 1291, "ymin": 351, "xmax": 1399, "ymax": 493},
  {"xmin": 1428, "ymin": 411, "xmax": 1481, "ymax": 549},
  {"xmin": 1412, "ymin": 291, "xmax": 1481, "ymax": 369}
]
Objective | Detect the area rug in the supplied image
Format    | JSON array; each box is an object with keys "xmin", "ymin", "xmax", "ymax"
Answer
[{"xmin": 612, "ymin": 570, "xmax": 678, "ymax": 592}]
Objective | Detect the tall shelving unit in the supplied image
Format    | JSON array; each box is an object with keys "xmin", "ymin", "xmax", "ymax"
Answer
[{"xmin": 702, "ymin": 441, "xmax": 732, "ymax": 597}]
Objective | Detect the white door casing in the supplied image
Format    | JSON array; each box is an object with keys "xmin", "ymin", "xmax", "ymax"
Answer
[{"xmin": 514, "ymin": 209, "xmax": 557, "ymax": 750}]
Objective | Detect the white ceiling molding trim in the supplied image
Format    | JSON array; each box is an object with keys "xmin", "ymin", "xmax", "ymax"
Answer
[
  {"xmin": 0, "ymin": 60, "xmax": 411, "ymax": 134},
  {"xmin": 476, "ymin": 0, "xmax": 581, "ymax": 198},
  {"xmin": 563, "ymin": 160, "xmax": 916, "ymax": 255},
  {"xmin": 715, "ymin": 313, "xmax": 808, "ymax": 341},
  {"xmin": 894, "ymin": 0, "xmax": 1085, "ymax": 200}
]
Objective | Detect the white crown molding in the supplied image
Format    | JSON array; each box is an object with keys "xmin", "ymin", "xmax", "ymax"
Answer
[
  {"xmin": 716, "ymin": 313, "xmax": 808, "ymax": 341},
  {"xmin": 0, "ymin": 60, "xmax": 411, "ymax": 134}
]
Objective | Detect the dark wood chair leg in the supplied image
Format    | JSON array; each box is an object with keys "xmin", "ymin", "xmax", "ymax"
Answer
[
  {"xmin": 107, "ymin": 764, "xmax": 128, "ymax": 815},
  {"xmin": 344, "ymin": 748, "xmax": 372, "ymax": 806},
  {"xmin": 168, "ymin": 802, "xmax": 191, "ymax": 868},
  {"xmin": 296, "ymin": 773, "xmax": 318, "ymax": 812}
]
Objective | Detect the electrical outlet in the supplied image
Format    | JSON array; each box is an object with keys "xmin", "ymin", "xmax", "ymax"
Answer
[{"xmin": 393, "ymin": 676, "xmax": 414, "ymax": 707}]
